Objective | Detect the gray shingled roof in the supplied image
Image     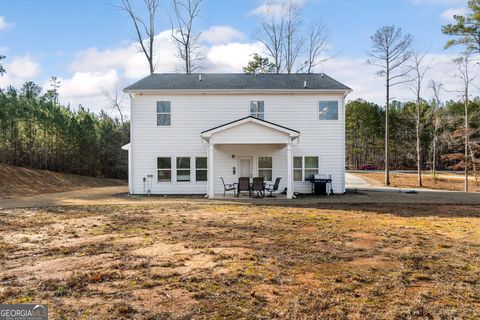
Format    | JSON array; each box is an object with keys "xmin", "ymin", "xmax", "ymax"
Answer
[{"xmin": 124, "ymin": 73, "xmax": 351, "ymax": 92}]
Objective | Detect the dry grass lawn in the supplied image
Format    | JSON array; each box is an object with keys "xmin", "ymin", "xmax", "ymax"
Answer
[
  {"xmin": 356, "ymin": 171, "xmax": 480, "ymax": 192},
  {"xmin": 1, "ymin": 201, "xmax": 480, "ymax": 319}
]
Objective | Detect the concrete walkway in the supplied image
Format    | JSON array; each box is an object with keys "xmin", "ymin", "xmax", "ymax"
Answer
[{"xmin": 345, "ymin": 172, "xmax": 444, "ymax": 193}]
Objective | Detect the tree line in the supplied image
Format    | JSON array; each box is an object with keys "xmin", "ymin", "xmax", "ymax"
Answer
[
  {"xmin": 345, "ymin": 98, "xmax": 480, "ymax": 175},
  {"xmin": 0, "ymin": 82, "xmax": 129, "ymax": 179}
]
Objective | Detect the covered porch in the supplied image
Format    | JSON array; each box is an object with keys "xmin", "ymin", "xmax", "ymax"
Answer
[{"xmin": 201, "ymin": 116, "xmax": 300, "ymax": 199}]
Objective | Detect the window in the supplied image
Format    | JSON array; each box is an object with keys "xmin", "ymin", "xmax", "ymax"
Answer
[
  {"xmin": 319, "ymin": 101, "xmax": 338, "ymax": 120},
  {"xmin": 195, "ymin": 157, "xmax": 207, "ymax": 182},
  {"xmin": 176, "ymin": 157, "xmax": 191, "ymax": 182},
  {"xmin": 294, "ymin": 156, "xmax": 303, "ymax": 181},
  {"xmin": 305, "ymin": 156, "xmax": 319, "ymax": 177},
  {"xmin": 250, "ymin": 101, "xmax": 265, "ymax": 120},
  {"xmin": 157, "ymin": 101, "xmax": 171, "ymax": 126},
  {"xmin": 258, "ymin": 157, "xmax": 272, "ymax": 181},
  {"xmin": 157, "ymin": 157, "xmax": 172, "ymax": 182}
]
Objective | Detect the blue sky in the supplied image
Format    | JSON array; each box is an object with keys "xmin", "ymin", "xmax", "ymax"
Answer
[{"xmin": 0, "ymin": 0, "xmax": 471, "ymax": 111}]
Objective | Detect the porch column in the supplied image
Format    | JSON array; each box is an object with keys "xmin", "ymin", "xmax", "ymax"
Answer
[
  {"xmin": 208, "ymin": 143, "xmax": 215, "ymax": 198},
  {"xmin": 287, "ymin": 142, "xmax": 293, "ymax": 199}
]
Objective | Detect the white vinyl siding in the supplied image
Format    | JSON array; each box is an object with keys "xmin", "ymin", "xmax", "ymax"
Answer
[{"xmin": 130, "ymin": 93, "xmax": 345, "ymax": 195}]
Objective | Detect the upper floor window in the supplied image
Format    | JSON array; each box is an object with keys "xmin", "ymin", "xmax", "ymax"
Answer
[
  {"xmin": 157, "ymin": 101, "xmax": 171, "ymax": 126},
  {"xmin": 250, "ymin": 101, "xmax": 265, "ymax": 120},
  {"xmin": 319, "ymin": 101, "xmax": 338, "ymax": 120}
]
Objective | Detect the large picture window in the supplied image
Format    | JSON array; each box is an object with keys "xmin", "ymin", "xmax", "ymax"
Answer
[
  {"xmin": 294, "ymin": 156, "xmax": 303, "ymax": 181},
  {"xmin": 195, "ymin": 157, "xmax": 207, "ymax": 182},
  {"xmin": 319, "ymin": 101, "xmax": 338, "ymax": 120},
  {"xmin": 157, "ymin": 101, "xmax": 171, "ymax": 126},
  {"xmin": 157, "ymin": 157, "xmax": 172, "ymax": 182},
  {"xmin": 258, "ymin": 157, "xmax": 272, "ymax": 181},
  {"xmin": 176, "ymin": 157, "xmax": 191, "ymax": 182},
  {"xmin": 250, "ymin": 101, "xmax": 265, "ymax": 120}
]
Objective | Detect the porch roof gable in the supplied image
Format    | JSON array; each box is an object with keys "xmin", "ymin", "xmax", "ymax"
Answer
[{"xmin": 201, "ymin": 116, "xmax": 300, "ymax": 144}]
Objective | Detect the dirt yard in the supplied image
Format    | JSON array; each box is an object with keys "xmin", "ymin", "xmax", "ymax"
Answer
[
  {"xmin": 354, "ymin": 171, "xmax": 480, "ymax": 192},
  {"xmin": 0, "ymin": 163, "xmax": 125, "ymax": 199},
  {"xmin": 1, "ymin": 199, "xmax": 480, "ymax": 319}
]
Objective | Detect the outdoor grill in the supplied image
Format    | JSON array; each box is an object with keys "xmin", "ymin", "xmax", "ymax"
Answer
[{"xmin": 305, "ymin": 174, "xmax": 333, "ymax": 196}]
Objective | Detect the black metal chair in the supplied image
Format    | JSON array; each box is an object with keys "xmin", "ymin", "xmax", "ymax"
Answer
[
  {"xmin": 265, "ymin": 177, "xmax": 281, "ymax": 197},
  {"xmin": 237, "ymin": 177, "xmax": 251, "ymax": 197},
  {"xmin": 220, "ymin": 177, "xmax": 236, "ymax": 197},
  {"xmin": 252, "ymin": 177, "xmax": 265, "ymax": 198}
]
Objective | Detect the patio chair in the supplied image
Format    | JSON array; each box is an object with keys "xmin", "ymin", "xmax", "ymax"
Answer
[
  {"xmin": 252, "ymin": 177, "xmax": 265, "ymax": 198},
  {"xmin": 265, "ymin": 177, "xmax": 281, "ymax": 197},
  {"xmin": 237, "ymin": 177, "xmax": 251, "ymax": 197},
  {"xmin": 220, "ymin": 177, "xmax": 236, "ymax": 198}
]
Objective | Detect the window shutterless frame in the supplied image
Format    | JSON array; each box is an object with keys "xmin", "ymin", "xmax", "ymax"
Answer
[
  {"xmin": 250, "ymin": 101, "xmax": 265, "ymax": 120},
  {"xmin": 157, "ymin": 157, "xmax": 172, "ymax": 182},
  {"xmin": 195, "ymin": 157, "xmax": 208, "ymax": 182},
  {"xmin": 176, "ymin": 157, "xmax": 191, "ymax": 182},
  {"xmin": 157, "ymin": 101, "xmax": 171, "ymax": 126},
  {"xmin": 318, "ymin": 101, "xmax": 339, "ymax": 120},
  {"xmin": 258, "ymin": 156, "xmax": 273, "ymax": 182}
]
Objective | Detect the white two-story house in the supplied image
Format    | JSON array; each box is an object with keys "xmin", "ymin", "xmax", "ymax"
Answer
[{"xmin": 123, "ymin": 73, "xmax": 351, "ymax": 199}]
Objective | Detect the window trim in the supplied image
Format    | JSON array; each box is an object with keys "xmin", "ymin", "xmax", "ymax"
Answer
[
  {"xmin": 293, "ymin": 156, "xmax": 319, "ymax": 181},
  {"xmin": 157, "ymin": 157, "xmax": 172, "ymax": 182},
  {"xmin": 257, "ymin": 156, "xmax": 273, "ymax": 182},
  {"xmin": 304, "ymin": 156, "xmax": 320, "ymax": 178},
  {"xmin": 156, "ymin": 101, "xmax": 172, "ymax": 126},
  {"xmin": 195, "ymin": 157, "xmax": 208, "ymax": 182},
  {"xmin": 318, "ymin": 100, "xmax": 339, "ymax": 121},
  {"xmin": 293, "ymin": 156, "xmax": 303, "ymax": 182},
  {"xmin": 176, "ymin": 156, "xmax": 191, "ymax": 182},
  {"xmin": 250, "ymin": 101, "xmax": 265, "ymax": 120}
]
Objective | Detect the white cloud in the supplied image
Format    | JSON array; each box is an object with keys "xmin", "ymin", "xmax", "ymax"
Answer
[
  {"xmin": 248, "ymin": 0, "xmax": 305, "ymax": 16},
  {"xmin": 440, "ymin": 6, "xmax": 467, "ymax": 21},
  {"xmin": 206, "ymin": 42, "xmax": 265, "ymax": 72},
  {"xmin": 0, "ymin": 16, "xmax": 14, "ymax": 31},
  {"xmin": 0, "ymin": 55, "xmax": 41, "ymax": 88},
  {"xmin": 200, "ymin": 26, "xmax": 245, "ymax": 44}
]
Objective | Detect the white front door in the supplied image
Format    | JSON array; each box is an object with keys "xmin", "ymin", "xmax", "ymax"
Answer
[{"xmin": 239, "ymin": 158, "xmax": 252, "ymax": 178}]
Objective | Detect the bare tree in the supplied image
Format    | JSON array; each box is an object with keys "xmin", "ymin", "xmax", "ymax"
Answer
[
  {"xmin": 430, "ymin": 80, "xmax": 443, "ymax": 180},
  {"xmin": 408, "ymin": 48, "xmax": 433, "ymax": 187},
  {"xmin": 256, "ymin": 4, "xmax": 286, "ymax": 74},
  {"xmin": 283, "ymin": 0, "xmax": 304, "ymax": 74},
  {"xmin": 299, "ymin": 22, "xmax": 330, "ymax": 74},
  {"xmin": 117, "ymin": 0, "xmax": 160, "ymax": 74},
  {"xmin": 453, "ymin": 50, "xmax": 477, "ymax": 192},
  {"xmin": 367, "ymin": 25, "xmax": 413, "ymax": 186},
  {"xmin": 103, "ymin": 87, "xmax": 126, "ymax": 124},
  {"xmin": 171, "ymin": 0, "xmax": 203, "ymax": 73}
]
